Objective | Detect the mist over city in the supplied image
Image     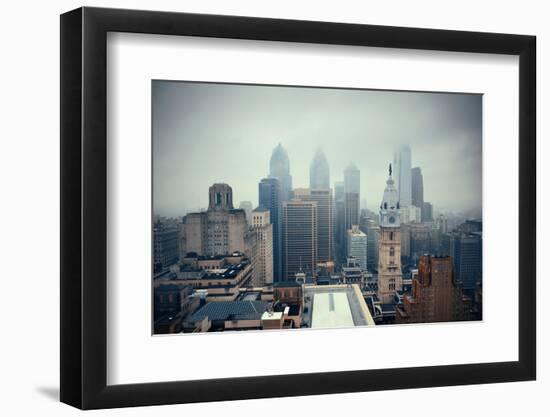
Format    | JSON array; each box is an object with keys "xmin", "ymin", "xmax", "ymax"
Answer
[
  {"xmin": 152, "ymin": 80, "xmax": 483, "ymax": 334},
  {"xmin": 153, "ymin": 81, "xmax": 482, "ymax": 218}
]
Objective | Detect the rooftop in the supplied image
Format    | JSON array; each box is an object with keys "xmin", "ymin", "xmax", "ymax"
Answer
[{"xmin": 187, "ymin": 301, "xmax": 270, "ymax": 322}]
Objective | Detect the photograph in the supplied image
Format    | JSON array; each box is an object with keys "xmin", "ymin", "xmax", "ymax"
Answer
[{"xmin": 152, "ymin": 81, "xmax": 483, "ymax": 334}]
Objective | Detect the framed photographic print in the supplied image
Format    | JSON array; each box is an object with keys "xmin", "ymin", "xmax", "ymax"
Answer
[{"xmin": 60, "ymin": 6, "xmax": 536, "ymax": 410}]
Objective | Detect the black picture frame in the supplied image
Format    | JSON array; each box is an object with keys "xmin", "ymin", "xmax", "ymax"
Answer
[{"xmin": 60, "ymin": 6, "xmax": 536, "ymax": 410}]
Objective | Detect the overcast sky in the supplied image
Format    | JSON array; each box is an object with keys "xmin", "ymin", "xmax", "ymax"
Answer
[{"xmin": 153, "ymin": 81, "xmax": 482, "ymax": 217}]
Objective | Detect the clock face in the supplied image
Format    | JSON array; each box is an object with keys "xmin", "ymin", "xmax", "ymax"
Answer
[{"xmin": 388, "ymin": 216, "xmax": 396, "ymax": 224}]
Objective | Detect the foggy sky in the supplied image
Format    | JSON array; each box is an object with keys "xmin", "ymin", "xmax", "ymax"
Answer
[{"xmin": 153, "ymin": 81, "xmax": 482, "ymax": 217}]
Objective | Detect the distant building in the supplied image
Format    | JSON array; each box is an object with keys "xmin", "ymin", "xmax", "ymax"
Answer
[
  {"xmin": 259, "ymin": 177, "xmax": 283, "ymax": 282},
  {"xmin": 341, "ymin": 257, "xmax": 365, "ymax": 287},
  {"xmin": 251, "ymin": 208, "xmax": 274, "ymax": 286},
  {"xmin": 344, "ymin": 163, "xmax": 360, "ymax": 235},
  {"xmin": 184, "ymin": 300, "xmax": 272, "ymax": 332},
  {"xmin": 182, "ymin": 183, "xmax": 248, "ymax": 257},
  {"xmin": 395, "ymin": 255, "xmax": 473, "ymax": 323},
  {"xmin": 153, "ymin": 219, "xmax": 179, "ymax": 272},
  {"xmin": 422, "ymin": 201, "xmax": 434, "ymax": 222},
  {"xmin": 294, "ymin": 188, "xmax": 333, "ymax": 263},
  {"xmin": 366, "ymin": 225, "xmax": 380, "ymax": 272},
  {"xmin": 411, "ymin": 166, "xmax": 424, "ymax": 209},
  {"xmin": 309, "ymin": 148, "xmax": 330, "ymax": 189},
  {"xmin": 346, "ymin": 225, "xmax": 367, "ymax": 270},
  {"xmin": 401, "ymin": 222, "xmax": 438, "ymax": 261},
  {"xmin": 282, "ymin": 199, "xmax": 318, "ymax": 280},
  {"xmin": 157, "ymin": 253, "xmax": 254, "ymax": 302},
  {"xmin": 239, "ymin": 201, "xmax": 253, "ymax": 224},
  {"xmin": 393, "ymin": 145, "xmax": 412, "ymax": 206},
  {"xmin": 400, "ymin": 205, "xmax": 422, "ymax": 224},
  {"xmin": 378, "ymin": 164, "xmax": 403, "ymax": 304},
  {"xmin": 153, "ymin": 283, "xmax": 199, "ymax": 322},
  {"xmin": 269, "ymin": 143, "xmax": 293, "ymax": 202},
  {"xmin": 443, "ymin": 229, "xmax": 482, "ymax": 296},
  {"xmin": 334, "ymin": 181, "xmax": 346, "ymax": 264}
]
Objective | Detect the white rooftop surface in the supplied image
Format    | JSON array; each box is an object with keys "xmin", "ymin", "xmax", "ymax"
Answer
[{"xmin": 311, "ymin": 292, "xmax": 354, "ymax": 328}]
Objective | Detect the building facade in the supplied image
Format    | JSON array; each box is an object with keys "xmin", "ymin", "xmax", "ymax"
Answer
[
  {"xmin": 269, "ymin": 143, "xmax": 293, "ymax": 202},
  {"xmin": 251, "ymin": 208, "xmax": 274, "ymax": 286},
  {"xmin": 294, "ymin": 188, "xmax": 333, "ymax": 263},
  {"xmin": 343, "ymin": 163, "xmax": 360, "ymax": 236},
  {"xmin": 395, "ymin": 255, "xmax": 472, "ymax": 323},
  {"xmin": 282, "ymin": 199, "xmax": 318, "ymax": 280},
  {"xmin": 347, "ymin": 225, "xmax": 367, "ymax": 270},
  {"xmin": 182, "ymin": 183, "xmax": 248, "ymax": 257},
  {"xmin": 411, "ymin": 166, "xmax": 424, "ymax": 209},
  {"xmin": 309, "ymin": 148, "xmax": 330, "ymax": 189},
  {"xmin": 393, "ymin": 145, "xmax": 412, "ymax": 207},
  {"xmin": 153, "ymin": 219, "xmax": 180, "ymax": 272},
  {"xmin": 258, "ymin": 177, "xmax": 283, "ymax": 281},
  {"xmin": 443, "ymin": 229, "xmax": 482, "ymax": 296},
  {"xmin": 378, "ymin": 165, "xmax": 403, "ymax": 303}
]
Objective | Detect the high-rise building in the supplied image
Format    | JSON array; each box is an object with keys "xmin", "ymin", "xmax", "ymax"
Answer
[
  {"xmin": 239, "ymin": 201, "xmax": 253, "ymax": 224},
  {"xmin": 443, "ymin": 229, "xmax": 482, "ymax": 296},
  {"xmin": 250, "ymin": 208, "xmax": 274, "ymax": 286},
  {"xmin": 395, "ymin": 255, "xmax": 473, "ymax": 323},
  {"xmin": 378, "ymin": 165, "xmax": 403, "ymax": 304},
  {"xmin": 334, "ymin": 181, "xmax": 346, "ymax": 264},
  {"xmin": 269, "ymin": 143, "xmax": 293, "ymax": 202},
  {"xmin": 347, "ymin": 225, "xmax": 368, "ymax": 270},
  {"xmin": 182, "ymin": 183, "xmax": 248, "ymax": 256},
  {"xmin": 344, "ymin": 163, "xmax": 360, "ymax": 234},
  {"xmin": 393, "ymin": 145, "xmax": 412, "ymax": 207},
  {"xmin": 153, "ymin": 219, "xmax": 180, "ymax": 272},
  {"xmin": 282, "ymin": 200, "xmax": 318, "ymax": 280},
  {"xmin": 422, "ymin": 201, "xmax": 434, "ymax": 222},
  {"xmin": 259, "ymin": 177, "xmax": 283, "ymax": 281},
  {"xmin": 411, "ymin": 166, "xmax": 424, "ymax": 209},
  {"xmin": 366, "ymin": 225, "xmax": 380, "ymax": 272},
  {"xmin": 309, "ymin": 148, "xmax": 330, "ymax": 189},
  {"xmin": 294, "ymin": 188, "xmax": 333, "ymax": 263}
]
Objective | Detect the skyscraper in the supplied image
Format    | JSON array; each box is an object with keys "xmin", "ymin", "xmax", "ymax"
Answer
[
  {"xmin": 443, "ymin": 230, "xmax": 482, "ymax": 297},
  {"xmin": 344, "ymin": 163, "xmax": 360, "ymax": 233},
  {"xmin": 422, "ymin": 202, "xmax": 434, "ymax": 222},
  {"xmin": 250, "ymin": 208, "xmax": 274, "ymax": 286},
  {"xmin": 393, "ymin": 145, "xmax": 412, "ymax": 207},
  {"xmin": 334, "ymin": 181, "xmax": 346, "ymax": 265},
  {"xmin": 258, "ymin": 177, "xmax": 282, "ymax": 282},
  {"xmin": 309, "ymin": 148, "xmax": 330, "ymax": 189},
  {"xmin": 347, "ymin": 225, "xmax": 368, "ymax": 270},
  {"xmin": 411, "ymin": 166, "xmax": 424, "ymax": 209},
  {"xmin": 294, "ymin": 188, "xmax": 333, "ymax": 263},
  {"xmin": 239, "ymin": 200, "xmax": 253, "ymax": 224},
  {"xmin": 269, "ymin": 143, "xmax": 293, "ymax": 201},
  {"xmin": 378, "ymin": 165, "xmax": 403, "ymax": 304},
  {"xmin": 395, "ymin": 255, "xmax": 472, "ymax": 323},
  {"xmin": 282, "ymin": 200, "xmax": 318, "ymax": 280}
]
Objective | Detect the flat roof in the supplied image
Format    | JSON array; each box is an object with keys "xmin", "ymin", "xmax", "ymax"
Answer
[{"xmin": 311, "ymin": 292, "xmax": 354, "ymax": 328}]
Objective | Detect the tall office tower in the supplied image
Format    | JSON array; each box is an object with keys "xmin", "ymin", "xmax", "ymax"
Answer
[
  {"xmin": 422, "ymin": 202, "xmax": 433, "ymax": 222},
  {"xmin": 347, "ymin": 225, "xmax": 368, "ymax": 270},
  {"xmin": 239, "ymin": 201, "xmax": 253, "ymax": 224},
  {"xmin": 378, "ymin": 165, "xmax": 403, "ymax": 304},
  {"xmin": 294, "ymin": 188, "xmax": 333, "ymax": 263},
  {"xmin": 344, "ymin": 163, "xmax": 360, "ymax": 233},
  {"xmin": 182, "ymin": 183, "xmax": 248, "ymax": 256},
  {"xmin": 443, "ymin": 229, "xmax": 482, "ymax": 297},
  {"xmin": 395, "ymin": 255, "xmax": 472, "ymax": 323},
  {"xmin": 269, "ymin": 143, "xmax": 293, "ymax": 202},
  {"xmin": 334, "ymin": 181, "xmax": 346, "ymax": 265},
  {"xmin": 411, "ymin": 167, "xmax": 424, "ymax": 209},
  {"xmin": 393, "ymin": 145, "xmax": 412, "ymax": 207},
  {"xmin": 258, "ymin": 177, "xmax": 283, "ymax": 282},
  {"xmin": 153, "ymin": 219, "xmax": 180, "ymax": 272},
  {"xmin": 366, "ymin": 225, "xmax": 380, "ymax": 272},
  {"xmin": 250, "ymin": 208, "xmax": 274, "ymax": 286},
  {"xmin": 309, "ymin": 148, "xmax": 330, "ymax": 189},
  {"xmin": 282, "ymin": 200, "xmax": 318, "ymax": 280}
]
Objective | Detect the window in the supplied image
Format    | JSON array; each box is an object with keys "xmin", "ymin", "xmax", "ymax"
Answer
[
  {"xmin": 389, "ymin": 279, "xmax": 396, "ymax": 291},
  {"xmin": 389, "ymin": 246, "xmax": 395, "ymax": 257},
  {"xmin": 389, "ymin": 231, "xmax": 394, "ymax": 240}
]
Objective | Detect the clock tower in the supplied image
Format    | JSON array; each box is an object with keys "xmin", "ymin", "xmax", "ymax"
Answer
[{"xmin": 378, "ymin": 164, "xmax": 403, "ymax": 304}]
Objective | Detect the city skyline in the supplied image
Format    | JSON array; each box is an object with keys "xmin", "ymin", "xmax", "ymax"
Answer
[{"xmin": 153, "ymin": 81, "xmax": 482, "ymax": 217}]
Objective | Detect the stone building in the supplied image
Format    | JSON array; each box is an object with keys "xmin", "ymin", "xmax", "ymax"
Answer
[
  {"xmin": 395, "ymin": 255, "xmax": 473, "ymax": 323},
  {"xmin": 181, "ymin": 183, "xmax": 248, "ymax": 257}
]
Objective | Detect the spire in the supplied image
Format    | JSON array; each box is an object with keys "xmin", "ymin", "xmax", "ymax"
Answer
[{"xmin": 389, "ymin": 163, "xmax": 392, "ymax": 177}]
